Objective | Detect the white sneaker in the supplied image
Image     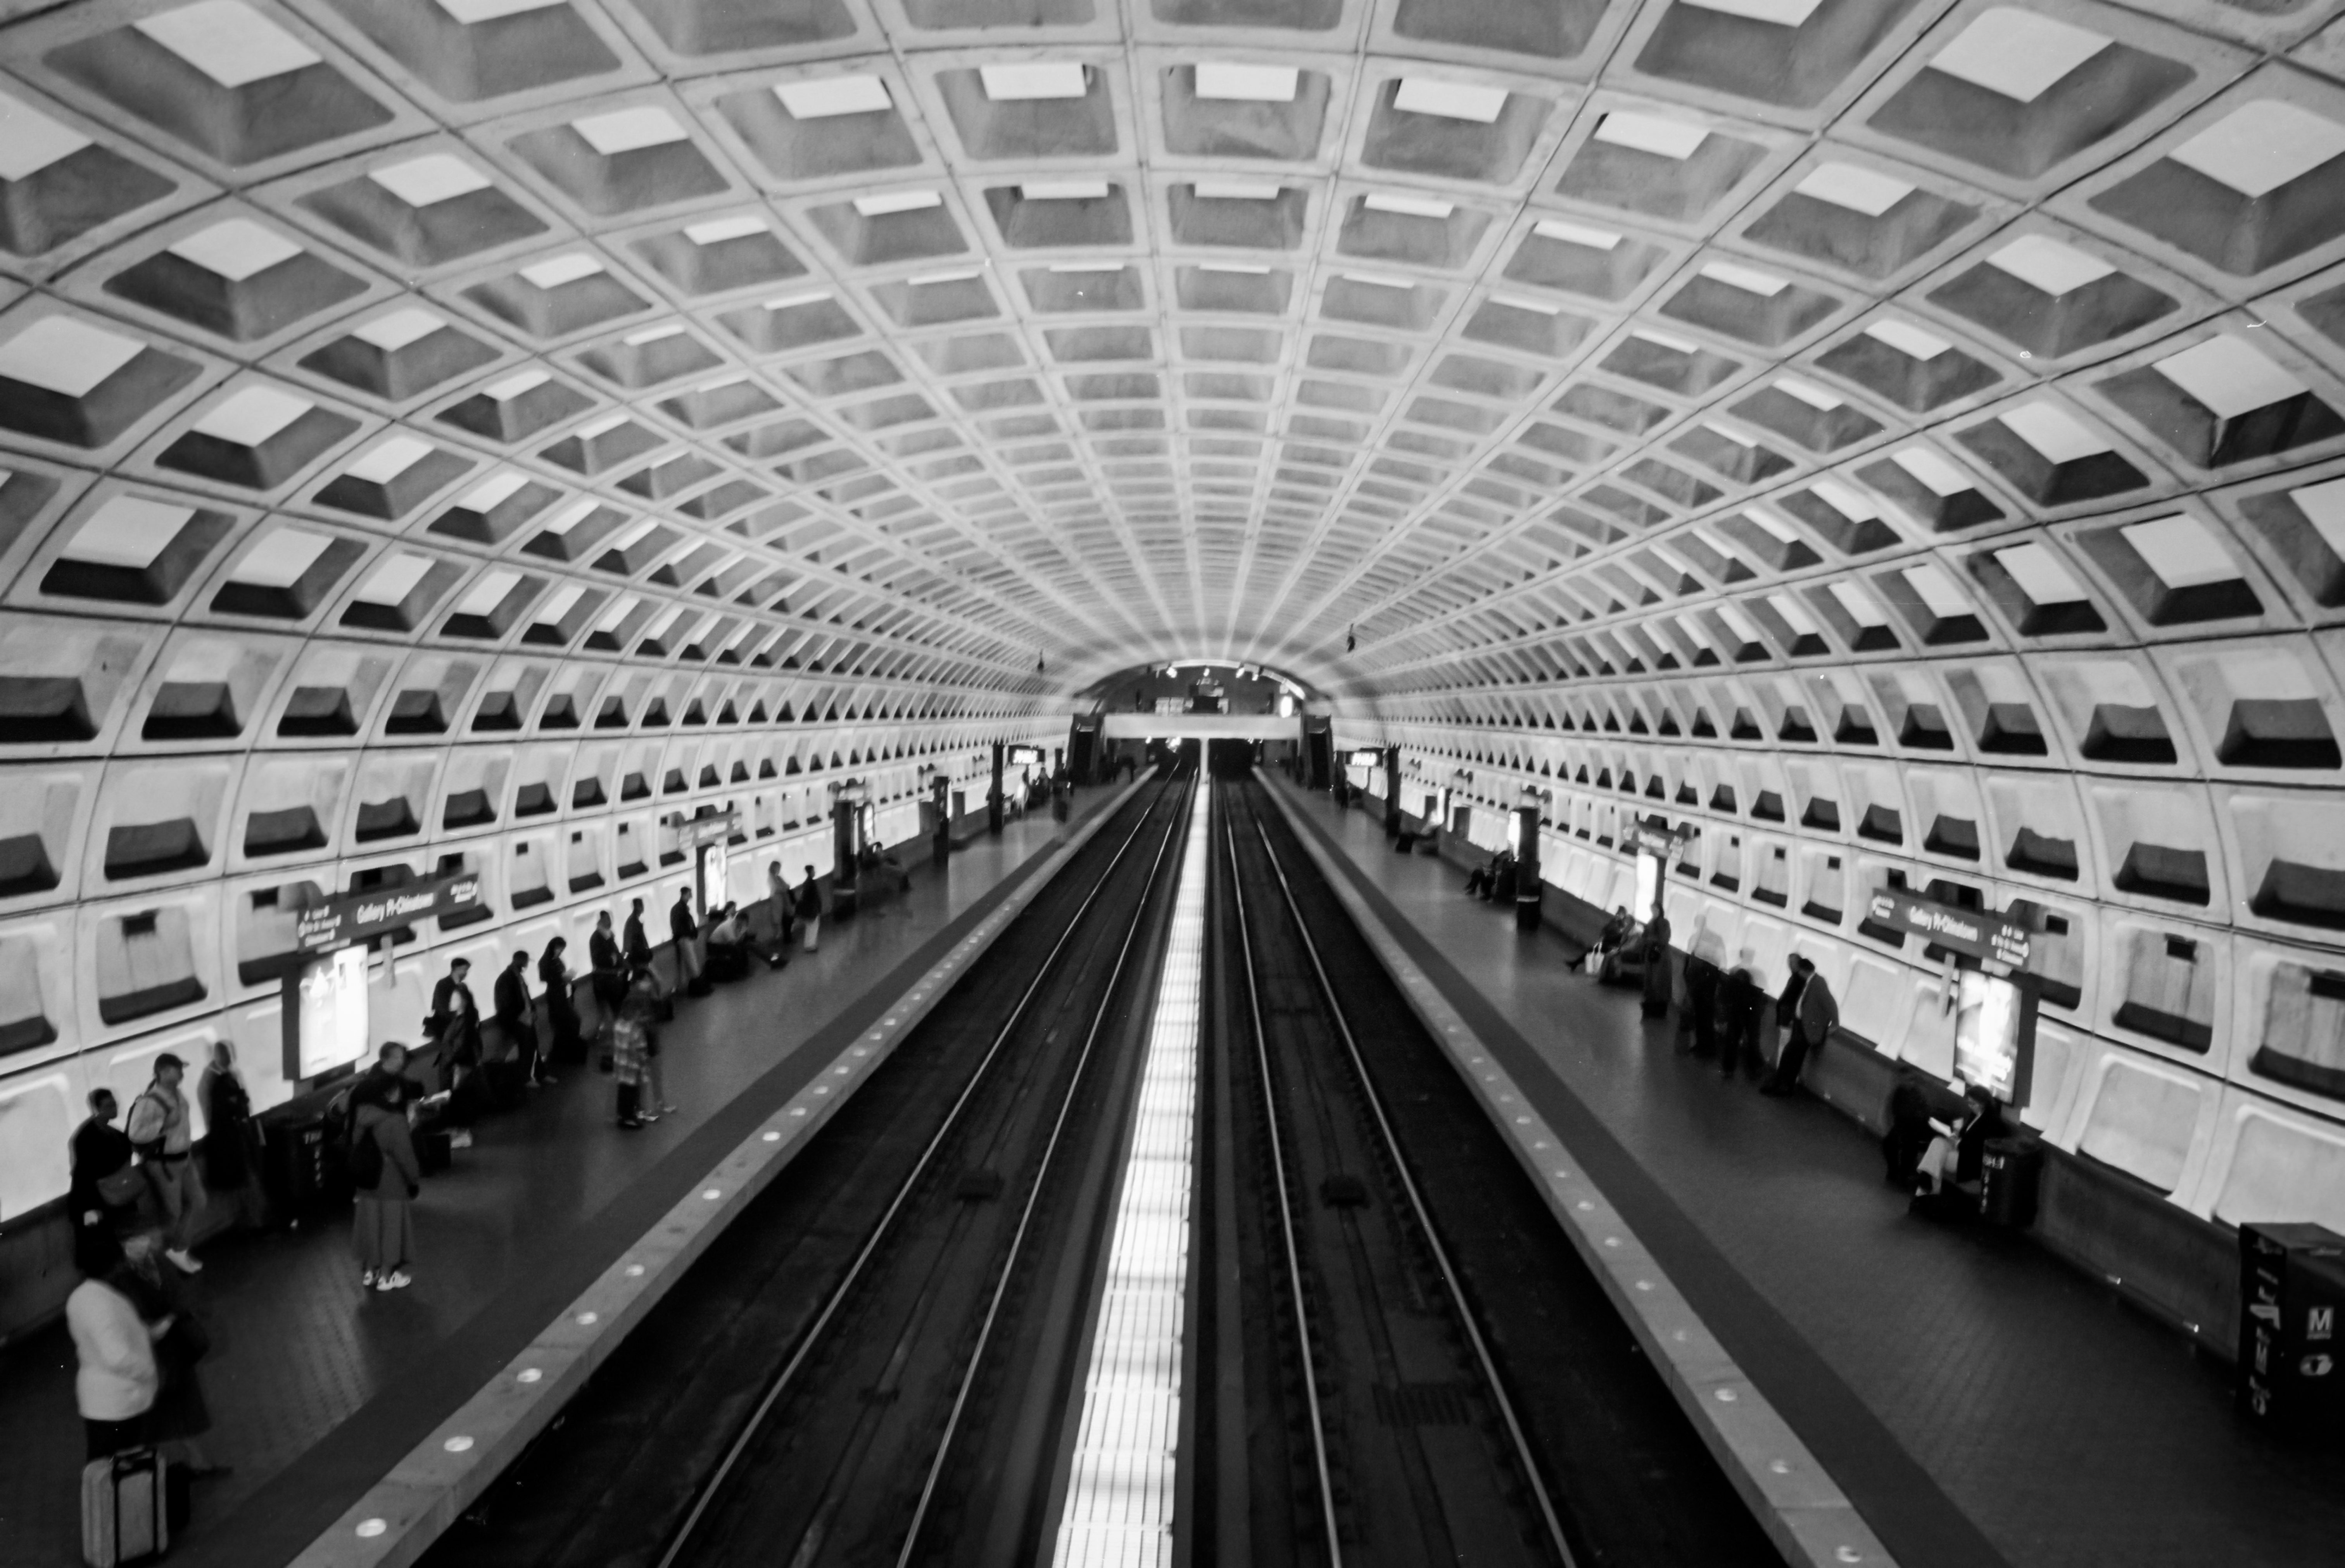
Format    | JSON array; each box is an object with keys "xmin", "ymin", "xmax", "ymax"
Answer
[
  {"xmin": 449, "ymin": 1130, "xmax": 473, "ymax": 1149},
  {"xmin": 360, "ymin": 1269, "xmax": 375, "ymax": 1287},
  {"xmin": 376, "ymin": 1270, "xmax": 411, "ymax": 1292},
  {"xmin": 165, "ymin": 1249, "xmax": 202, "ymax": 1275}
]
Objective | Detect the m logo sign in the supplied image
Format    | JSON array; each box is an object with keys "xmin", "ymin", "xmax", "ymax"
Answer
[{"xmin": 2312, "ymin": 1306, "xmax": 2335, "ymax": 1342}]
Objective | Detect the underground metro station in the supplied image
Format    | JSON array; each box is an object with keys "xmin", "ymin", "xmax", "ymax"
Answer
[{"xmin": 0, "ymin": 0, "xmax": 2343, "ymax": 1563}]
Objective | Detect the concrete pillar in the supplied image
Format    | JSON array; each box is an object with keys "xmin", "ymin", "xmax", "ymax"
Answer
[{"xmin": 1515, "ymin": 804, "xmax": 1542, "ymax": 932}]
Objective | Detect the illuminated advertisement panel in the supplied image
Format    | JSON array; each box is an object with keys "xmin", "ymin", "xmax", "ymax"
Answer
[{"xmin": 290, "ymin": 945, "xmax": 370, "ymax": 1081}]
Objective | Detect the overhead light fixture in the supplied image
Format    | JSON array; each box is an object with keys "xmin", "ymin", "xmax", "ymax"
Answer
[
  {"xmin": 1192, "ymin": 178, "xmax": 1281, "ymax": 200},
  {"xmin": 366, "ymin": 153, "xmax": 490, "ymax": 207},
  {"xmin": 979, "ymin": 62, "xmax": 1088, "ymax": 101},
  {"xmin": 1194, "ymin": 62, "xmax": 1299, "ymax": 102},
  {"xmin": 763, "ymin": 289, "xmax": 833, "ymax": 310},
  {"xmin": 1489, "ymin": 293, "xmax": 1559, "ymax": 315},
  {"xmin": 1364, "ymin": 191, "xmax": 1454, "ymax": 219},
  {"xmin": 908, "ymin": 268, "xmax": 983, "ymax": 286},
  {"xmin": 520, "ymin": 253, "xmax": 604, "ymax": 290},
  {"xmin": 1392, "ymin": 76, "xmax": 1508, "ymax": 122},
  {"xmin": 773, "ymin": 74, "xmax": 890, "ymax": 119},
  {"xmin": 1863, "ymin": 318, "xmax": 1952, "ymax": 360},
  {"xmin": 1342, "ymin": 270, "xmax": 1414, "ymax": 290},
  {"xmin": 623, "ymin": 323, "xmax": 685, "ymax": 345},
  {"xmin": 1628, "ymin": 326, "xmax": 1701, "ymax": 355},
  {"xmin": 853, "ymin": 189, "xmax": 941, "ymax": 217},
  {"xmin": 570, "ymin": 105, "xmax": 687, "ymax": 155},
  {"xmin": 1198, "ymin": 262, "xmax": 1272, "ymax": 275},
  {"xmin": 1793, "ymin": 162, "xmax": 1913, "ymax": 216},
  {"xmin": 1022, "ymin": 178, "xmax": 1110, "ymax": 200},
  {"xmin": 1533, "ymin": 217, "xmax": 1622, "ymax": 250},
  {"xmin": 1698, "ymin": 259, "xmax": 1789, "ymax": 296},
  {"xmin": 1928, "ymin": 9, "xmax": 2109, "ymax": 104},
  {"xmin": 684, "ymin": 214, "xmax": 770, "ymax": 245},
  {"xmin": 1593, "ymin": 110, "xmax": 1709, "ymax": 160}
]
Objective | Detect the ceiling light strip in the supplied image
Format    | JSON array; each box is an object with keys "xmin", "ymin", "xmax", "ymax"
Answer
[{"xmin": 1052, "ymin": 783, "xmax": 1209, "ymax": 1567}]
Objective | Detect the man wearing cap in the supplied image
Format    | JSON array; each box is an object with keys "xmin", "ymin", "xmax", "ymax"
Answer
[{"xmin": 124, "ymin": 1054, "xmax": 205, "ymax": 1275}]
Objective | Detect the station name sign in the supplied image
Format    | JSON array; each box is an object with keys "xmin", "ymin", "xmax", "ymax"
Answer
[
  {"xmin": 670, "ymin": 808, "xmax": 741, "ymax": 850},
  {"xmin": 1349, "ymin": 748, "xmax": 1384, "ymax": 768},
  {"xmin": 1866, "ymin": 888, "xmax": 2032, "ymax": 967},
  {"xmin": 296, "ymin": 873, "xmax": 482, "ymax": 953},
  {"xmin": 1623, "ymin": 821, "xmax": 1697, "ymax": 859}
]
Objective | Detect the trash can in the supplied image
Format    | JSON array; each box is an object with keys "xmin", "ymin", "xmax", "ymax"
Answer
[
  {"xmin": 2240, "ymin": 1222, "xmax": 2345, "ymax": 1437},
  {"xmin": 1979, "ymin": 1137, "xmax": 2042, "ymax": 1228}
]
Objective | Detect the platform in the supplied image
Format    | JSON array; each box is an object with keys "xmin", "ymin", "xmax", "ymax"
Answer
[
  {"xmin": 0, "ymin": 789, "xmax": 1124, "ymax": 1568},
  {"xmin": 1273, "ymin": 775, "xmax": 2344, "ymax": 1568}
]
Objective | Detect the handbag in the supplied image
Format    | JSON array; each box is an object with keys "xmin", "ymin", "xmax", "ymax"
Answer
[{"xmin": 96, "ymin": 1165, "xmax": 149, "ymax": 1207}]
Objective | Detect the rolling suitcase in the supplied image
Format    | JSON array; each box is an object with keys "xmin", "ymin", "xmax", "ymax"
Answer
[{"xmin": 83, "ymin": 1447, "xmax": 168, "ymax": 1566}]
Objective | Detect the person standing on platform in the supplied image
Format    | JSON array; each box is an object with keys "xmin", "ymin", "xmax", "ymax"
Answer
[
  {"xmin": 589, "ymin": 911, "xmax": 627, "ymax": 1047},
  {"xmin": 768, "ymin": 860, "xmax": 791, "ymax": 945},
  {"xmin": 538, "ymin": 938, "xmax": 582, "ymax": 1068},
  {"xmin": 1639, "ymin": 906, "xmax": 1674, "ymax": 1020},
  {"xmin": 197, "ymin": 1042, "xmax": 262, "ymax": 1233},
  {"xmin": 623, "ymin": 897, "xmax": 670, "ymax": 999},
  {"xmin": 611, "ymin": 978, "xmax": 654, "ymax": 1130},
  {"xmin": 1766, "ymin": 957, "xmax": 1810, "ymax": 1083},
  {"xmin": 669, "ymin": 886, "xmax": 705, "ymax": 995},
  {"xmin": 115, "ymin": 1228, "xmax": 223, "ymax": 1478},
  {"xmin": 495, "ymin": 949, "xmax": 548, "ymax": 1088},
  {"xmin": 428, "ymin": 957, "xmax": 483, "ymax": 1075},
  {"xmin": 795, "ymin": 866, "xmax": 823, "ymax": 953},
  {"xmin": 1683, "ymin": 945, "xmax": 1720, "ymax": 1058},
  {"xmin": 350, "ymin": 1058, "xmax": 421, "ymax": 1291},
  {"xmin": 1719, "ymin": 950, "xmax": 1764, "ymax": 1080},
  {"xmin": 124, "ymin": 1055, "xmax": 204, "ymax": 1276},
  {"xmin": 67, "ymin": 1229, "xmax": 159, "ymax": 1461},
  {"xmin": 69, "ymin": 1089, "xmax": 137, "ymax": 1277},
  {"xmin": 1763, "ymin": 957, "xmax": 1837, "ymax": 1097}
]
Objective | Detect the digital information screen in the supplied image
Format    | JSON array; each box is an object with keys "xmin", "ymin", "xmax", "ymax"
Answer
[
  {"xmin": 1953, "ymin": 971, "xmax": 2031, "ymax": 1104},
  {"xmin": 292, "ymin": 945, "xmax": 370, "ymax": 1082},
  {"xmin": 1350, "ymin": 749, "xmax": 1382, "ymax": 768}
]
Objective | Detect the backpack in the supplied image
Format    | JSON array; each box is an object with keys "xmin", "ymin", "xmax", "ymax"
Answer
[{"xmin": 347, "ymin": 1116, "xmax": 383, "ymax": 1190}]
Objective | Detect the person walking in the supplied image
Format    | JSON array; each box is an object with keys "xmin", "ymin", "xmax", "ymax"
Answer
[
  {"xmin": 197, "ymin": 1042, "xmax": 263, "ymax": 1232},
  {"xmin": 69, "ymin": 1089, "xmax": 139, "ymax": 1276},
  {"xmin": 67, "ymin": 1229, "xmax": 160, "ymax": 1461},
  {"xmin": 1763, "ymin": 957, "xmax": 1837, "ymax": 1096},
  {"xmin": 670, "ymin": 887, "xmax": 705, "ymax": 994},
  {"xmin": 794, "ymin": 866, "xmax": 823, "ymax": 954},
  {"xmin": 124, "ymin": 1056, "xmax": 204, "ymax": 1275},
  {"xmin": 349, "ymin": 1049, "xmax": 422, "ymax": 1290},
  {"xmin": 1639, "ymin": 905, "xmax": 1674, "ymax": 1021},
  {"xmin": 495, "ymin": 949, "xmax": 548, "ymax": 1088},
  {"xmin": 1766, "ymin": 957, "xmax": 1810, "ymax": 1083},
  {"xmin": 1719, "ymin": 950, "xmax": 1764, "ymax": 1080},
  {"xmin": 538, "ymin": 938, "xmax": 582, "ymax": 1069}
]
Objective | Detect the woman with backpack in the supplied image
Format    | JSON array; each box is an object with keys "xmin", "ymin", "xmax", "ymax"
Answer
[{"xmin": 349, "ymin": 1052, "xmax": 422, "ymax": 1292}]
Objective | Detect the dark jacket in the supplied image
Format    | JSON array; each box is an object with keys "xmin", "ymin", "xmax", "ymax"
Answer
[
  {"xmin": 623, "ymin": 914, "xmax": 653, "ymax": 966},
  {"xmin": 196, "ymin": 1066, "xmax": 252, "ymax": 1187},
  {"xmin": 670, "ymin": 900, "xmax": 699, "ymax": 944},
  {"xmin": 1795, "ymin": 973, "xmax": 1839, "ymax": 1045},
  {"xmin": 589, "ymin": 928, "xmax": 622, "ymax": 976},
  {"xmin": 794, "ymin": 879, "xmax": 822, "ymax": 921},
  {"xmin": 1775, "ymin": 972, "xmax": 1809, "ymax": 1032},
  {"xmin": 493, "ymin": 966, "xmax": 532, "ymax": 1029},
  {"xmin": 352, "ymin": 1101, "xmax": 421, "ymax": 1198},
  {"xmin": 69, "ymin": 1118, "xmax": 136, "ymax": 1271},
  {"xmin": 428, "ymin": 976, "xmax": 480, "ymax": 1060}
]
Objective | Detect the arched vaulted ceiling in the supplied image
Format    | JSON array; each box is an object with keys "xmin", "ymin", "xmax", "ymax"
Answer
[
  {"xmin": 9, "ymin": 0, "xmax": 2345, "ymax": 1173},
  {"xmin": 7, "ymin": 0, "xmax": 2340, "ymax": 712}
]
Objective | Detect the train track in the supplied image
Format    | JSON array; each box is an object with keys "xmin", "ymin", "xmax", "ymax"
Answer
[
  {"xmin": 1200, "ymin": 776, "xmax": 1778, "ymax": 1568},
  {"xmin": 423, "ymin": 770, "xmax": 1196, "ymax": 1568}
]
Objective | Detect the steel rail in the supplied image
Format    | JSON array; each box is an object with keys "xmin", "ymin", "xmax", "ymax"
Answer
[
  {"xmin": 1219, "ymin": 783, "xmax": 1346, "ymax": 1567},
  {"xmin": 654, "ymin": 773, "xmax": 1185, "ymax": 1568},
  {"xmin": 893, "ymin": 773, "xmax": 1198, "ymax": 1567},
  {"xmin": 1246, "ymin": 802, "xmax": 1580, "ymax": 1568}
]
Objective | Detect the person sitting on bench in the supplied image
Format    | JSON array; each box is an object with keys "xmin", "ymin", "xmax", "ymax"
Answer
[{"xmin": 703, "ymin": 904, "xmax": 751, "ymax": 981}]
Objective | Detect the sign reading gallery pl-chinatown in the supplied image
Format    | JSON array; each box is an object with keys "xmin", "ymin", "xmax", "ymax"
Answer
[
  {"xmin": 1866, "ymin": 887, "xmax": 2032, "ymax": 967},
  {"xmin": 670, "ymin": 807, "xmax": 741, "ymax": 849},
  {"xmin": 295, "ymin": 873, "xmax": 483, "ymax": 953}
]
